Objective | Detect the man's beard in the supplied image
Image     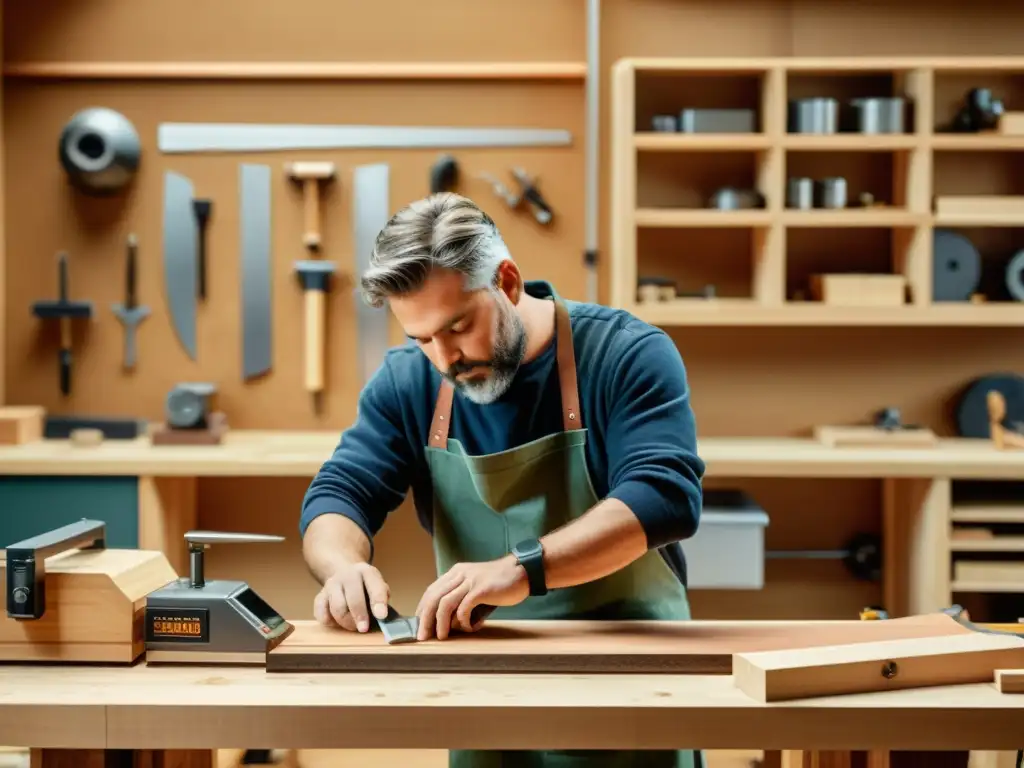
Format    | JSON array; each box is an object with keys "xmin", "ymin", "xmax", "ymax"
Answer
[{"xmin": 443, "ymin": 299, "xmax": 527, "ymax": 405}]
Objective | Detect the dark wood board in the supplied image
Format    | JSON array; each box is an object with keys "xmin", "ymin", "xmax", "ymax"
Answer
[{"xmin": 265, "ymin": 613, "xmax": 977, "ymax": 674}]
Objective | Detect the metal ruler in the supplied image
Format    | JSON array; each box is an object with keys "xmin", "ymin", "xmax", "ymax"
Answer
[
  {"xmin": 239, "ymin": 163, "xmax": 273, "ymax": 380},
  {"xmin": 162, "ymin": 171, "xmax": 198, "ymax": 360},
  {"xmin": 352, "ymin": 164, "xmax": 392, "ymax": 386},
  {"xmin": 158, "ymin": 123, "xmax": 572, "ymax": 154}
]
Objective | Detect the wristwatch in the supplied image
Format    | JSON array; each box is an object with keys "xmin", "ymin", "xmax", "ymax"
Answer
[{"xmin": 511, "ymin": 538, "xmax": 547, "ymax": 597}]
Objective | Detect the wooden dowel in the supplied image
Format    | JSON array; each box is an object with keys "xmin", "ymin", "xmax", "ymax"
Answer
[{"xmin": 2, "ymin": 61, "xmax": 587, "ymax": 80}]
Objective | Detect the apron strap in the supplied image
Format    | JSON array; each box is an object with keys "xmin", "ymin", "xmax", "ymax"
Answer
[{"xmin": 428, "ymin": 295, "xmax": 583, "ymax": 446}]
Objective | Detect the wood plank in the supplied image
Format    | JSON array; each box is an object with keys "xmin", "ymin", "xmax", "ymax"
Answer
[
  {"xmin": 265, "ymin": 613, "xmax": 978, "ymax": 674},
  {"xmin": 995, "ymin": 668, "xmax": 1024, "ymax": 693},
  {"xmin": 733, "ymin": 633, "xmax": 1024, "ymax": 703}
]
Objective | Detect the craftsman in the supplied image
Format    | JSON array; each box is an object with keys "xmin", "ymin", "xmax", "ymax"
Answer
[{"xmin": 299, "ymin": 191, "xmax": 703, "ymax": 766}]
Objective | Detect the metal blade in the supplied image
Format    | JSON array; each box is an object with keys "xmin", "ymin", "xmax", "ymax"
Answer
[
  {"xmin": 239, "ymin": 164, "xmax": 273, "ymax": 380},
  {"xmin": 352, "ymin": 164, "xmax": 392, "ymax": 385},
  {"xmin": 159, "ymin": 123, "xmax": 572, "ymax": 154},
  {"xmin": 162, "ymin": 171, "xmax": 198, "ymax": 360}
]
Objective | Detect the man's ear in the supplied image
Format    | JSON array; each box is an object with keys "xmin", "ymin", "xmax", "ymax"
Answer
[{"xmin": 495, "ymin": 260, "xmax": 524, "ymax": 303}]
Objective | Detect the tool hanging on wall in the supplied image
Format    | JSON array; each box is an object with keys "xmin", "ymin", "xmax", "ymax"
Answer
[
  {"xmin": 163, "ymin": 171, "xmax": 199, "ymax": 360},
  {"xmin": 31, "ymin": 252, "xmax": 94, "ymax": 395},
  {"xmin": 239, "ymin": 164, "xmax": 273, "ymax": 381},
  {"xmin": 478, "ymin": 168, "xmax": 554, "ymax": 225},
  {"xmin": 285, "ymin": 162, "xmax": 336, "ymax": 251},
  {"xmin": 110, "ymin": 233, "xmax": 150, "ymax": 370},
  {"xmin": 766, "ymin": 532, "xmax": 881, "ymax": 581},
  {"xmin": 295, "ymin": 261, "xmax": 335, "ymax": 412},
  {"xmin": 192, "ymin": 199, "xmax": 212, "ymax": 300},
  {"xmin": 429, "ymin": 154, "xmax": 459, "ymax": 194},
  {"xmin": 58, "ymin": 107, "xmax": 141, "ymax": 195},
  {"xmin": 353, "ymin": 163, "xmax": 392, "ymax": 386},
  {"xmin": 158, "ymin": 123, "xmax": 573, "ymax": 154}
]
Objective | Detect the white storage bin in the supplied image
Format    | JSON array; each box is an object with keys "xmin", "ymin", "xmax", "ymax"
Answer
[{"xmin": 680, "ymin": 489, "xmax": 769, "ymax": 589}]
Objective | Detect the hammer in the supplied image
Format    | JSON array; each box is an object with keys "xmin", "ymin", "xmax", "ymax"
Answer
[
  {"xmin": 286, "ymin": 162, "xmax": 335, "ymax": 251},
  {"xmin": 294, "ymin": 260, "xmax": 336, "ymax": 410}
]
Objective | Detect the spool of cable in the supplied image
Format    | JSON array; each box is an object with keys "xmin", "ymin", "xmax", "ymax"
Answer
[
  {"xmin": 1006, "ymin": 249, "xmax": 1024, "ymax": 301},
  {"xmin": 58, "ymin": 107, "xmax": 141, "ymax": 195},
  {"xmin": 956, "ymin": 373, "xmax": 1024, "ymax": 438},
  {"xmin": 932, "ymin": 229, "xmax": 982, "ymax": 302}
]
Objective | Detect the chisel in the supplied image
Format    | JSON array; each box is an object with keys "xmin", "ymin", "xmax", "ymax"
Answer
[
  {"xmin": 31, "ymin": 252, "xmax": 93, "ymax": 395},
  {"xmin": 111, "ymin": 233, "xmax": 150, "ymax": 369}
]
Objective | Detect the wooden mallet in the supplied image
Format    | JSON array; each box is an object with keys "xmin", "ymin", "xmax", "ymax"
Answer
[{"xmin": 285, "ymin": 162, "xmax": 336, "ymax": 250}]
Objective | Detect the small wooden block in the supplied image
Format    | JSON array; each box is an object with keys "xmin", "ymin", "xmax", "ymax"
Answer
[
  {"xmin": 150, "ymin": 411, "xmax": 228, "ymax": 446},
  {"xmin": 935, "ymin": 195, "xmax": 1024, "ymax": 221},
  {"xmin": 998, "ymin": 112, "xmax": 1024, "ymax": 136},
  {"xmin": 809, "ymin": 274, "xmax": 906, "ymax": 307},
  {"xmin": 732, "ymin": 632, "xmax": 1024, "ymax": 703},
  {"xmin": 0, "ymin": 405, "xmax": 44, "ymax": 445},
  {"xmin": 814, "ymin": 425, "xmax": 938, "ymax": 448},
  {"xmin": 69, "ymin": 428, "xmax": 103, "ymax": 447},
  {"xmin": 995, "ymin": 668, "xmax": 1024, "ymax": 693}
]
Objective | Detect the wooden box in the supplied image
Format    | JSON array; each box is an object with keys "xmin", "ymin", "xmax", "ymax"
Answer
[
  {"xmin": 0, "ymin": 548, "xmax": 178, "ymax": 663},
  {"xmin": 809, "ymin": 274, "xmax": 906, "ymax": 307},
  {"xmin": 0, "ymin": 406, "xmax": 44, "ymax": 445}
]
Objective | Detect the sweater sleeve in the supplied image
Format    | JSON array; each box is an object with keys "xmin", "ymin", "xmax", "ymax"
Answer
[
  {"xmin": 603, "ymin": 328, "xmax": 705, "ymax": 548},
  {"xmin": 299, "ymin": 359, "xmax": 415, "ymax": 557}
]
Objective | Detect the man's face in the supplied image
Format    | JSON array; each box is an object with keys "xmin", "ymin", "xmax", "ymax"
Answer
[{"xmin": 390, "ymin": 268, "xmax": 526, "ymax": 404}]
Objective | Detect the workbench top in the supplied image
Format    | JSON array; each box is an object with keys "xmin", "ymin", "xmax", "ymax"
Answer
[
  {"xmin": 0, "ymin": 431, "xmax": 1021, "ymax": 478},
  {"xmin": 1, "ymin": 663, "xmax": 1023, "ymax": 751}
]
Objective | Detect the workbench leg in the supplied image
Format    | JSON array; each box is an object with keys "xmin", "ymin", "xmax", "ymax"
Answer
[
  {"xmin": 33, "ymin": 750, "xmax": 213, "ymax": 768},
  {"xmin": 138, "ymin": 476, "xmax": 199, "ymax": 577},
  {"xmin": 882, "ymin": 478, "xmax": 952, "ymax": 617}
]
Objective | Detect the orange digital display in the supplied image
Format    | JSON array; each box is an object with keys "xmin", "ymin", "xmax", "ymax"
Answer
[{"xmin": 151, "ymin": 617, "xmax": 203, "ymax": 637}]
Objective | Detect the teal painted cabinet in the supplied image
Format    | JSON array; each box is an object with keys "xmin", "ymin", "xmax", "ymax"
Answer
[{"xmin": 0, "ymin": 476, "xmax": 139, "ymax": 549}]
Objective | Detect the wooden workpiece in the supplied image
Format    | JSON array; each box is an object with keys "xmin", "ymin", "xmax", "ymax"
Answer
[
  {"xmin": 733, "ymin": 632, "xmax": 1024, "ymax": 703},
  {"xmin": 267, "ymin": 613, "xmax": 982, "ymax": 674},
  {"xmin": 996, "ymin": 669, "xmax": 1024, "ymax": 693}
]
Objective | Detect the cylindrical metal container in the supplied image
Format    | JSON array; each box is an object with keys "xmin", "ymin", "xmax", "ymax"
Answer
[
  {"xmin": 788, "ymin": 98, "xmax": 839, "ymax": 134},
  {"xmin": 846, "ymin": 97, "xmax": 907, "ymax": 134},
  {"xmin": 815, "ymin": 177, "xmax": 848, "ymax": 209},
  {"xmin": 651, "ymin": 114, "xmax": 678, "ymax": 132},
  {"xmin": 786, "ymin": 178, "xmax": 814, "ymax": 209}
]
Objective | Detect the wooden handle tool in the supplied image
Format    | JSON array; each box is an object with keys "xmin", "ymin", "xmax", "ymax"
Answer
[
  {"xmin": 295, "ymin": 260, "xmax": 336, "ymax": 402},
  {"xmin": 285, "ymin": 162, "xmax": 336, "ymax": 251}
]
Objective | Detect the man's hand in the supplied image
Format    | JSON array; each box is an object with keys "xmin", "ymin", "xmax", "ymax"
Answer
[
  {"xmin": 313, "ymin": 561, "xmax": 391, "ymax": 633},
  {"xmin": 415, "ymin": 555, "xmax": 528, "ymax": 641}
]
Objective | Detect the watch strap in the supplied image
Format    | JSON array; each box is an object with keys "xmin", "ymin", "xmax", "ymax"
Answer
[{"xmin": 512, "ymin": 538, "xmax": 547, "ymax": 597}]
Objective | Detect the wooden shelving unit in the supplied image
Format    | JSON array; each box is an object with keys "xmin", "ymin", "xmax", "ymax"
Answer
[{"xmin": 610, "ymin": 56, "xmax": 1024, "ymax": 326}]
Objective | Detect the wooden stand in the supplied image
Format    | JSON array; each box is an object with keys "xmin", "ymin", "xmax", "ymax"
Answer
[
  {"xmin": 150, "ymin": 411, "xmax": 228, "ymax": 446},
  {"xmin": 0, "ymin": 548, "xmax": 178, "ymax": 663},
  {"xmin": 815, "ymin": 425, "xmax": 938, "ymax": 448},
  {"xmin": 986, "ymin": 391, "xmax": 1024, "ymax": 450},
  {"xmin": 0, "ymin": 405, "xmax": 44, "ymax": 445}
]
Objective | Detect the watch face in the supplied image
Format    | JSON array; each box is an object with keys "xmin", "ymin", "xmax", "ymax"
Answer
[{"xmin": 516, "ymin": 539, "xmax": 543, "ymax": 559}]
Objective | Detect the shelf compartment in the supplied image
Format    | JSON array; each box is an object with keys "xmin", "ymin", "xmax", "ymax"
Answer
[
  {"xmin": 932, "ymin": 67, "xmax": 1024, "ymax": 134},
  {"xmin": 934, "ymin": 150, "xmax": 1024, "ymax": 197},
  {"xmin": 637, "ymin": 150, "xmax": 771, "ymax": 210},
  {"xmin": 784, "ymin": 226, "xmax": 911, "ymax": 304},
  {"xmin": 931, "ymin": 225, "xmax": 1024, "ymax": 304},
  {"xmin": 635, "ymin": 227, "xmax": 767, "ymax": 303},
  {"xmin": 786, "ymin": 69, "xmax": 918, "ymax": 136},
  {"xmin": 785, "ymin": 149, "xmax": 909, "ymax": 210},
  {"xmin": 635, "ymin": 70, "xmax": 766, "ymax": 136}
]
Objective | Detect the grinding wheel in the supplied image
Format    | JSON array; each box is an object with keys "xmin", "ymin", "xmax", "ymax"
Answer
[
  {"xmin": 1006, "ymin": 249, "xmax": 1024, "ymax": 301},
  {"xmin": 932, "ymin": 229, "xmax": 982, "ymax": 302},
  {"xmin": 956, "ymin": 373, "xmax": 1024, "ymax": 438},
  {"xmin": 59, "ymin": 107, "xmax": 141, "ymax": 194}
]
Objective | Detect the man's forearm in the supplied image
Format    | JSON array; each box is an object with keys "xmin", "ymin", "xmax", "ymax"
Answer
[
  {"xmin": 302, "ymin": 514, "xmax": 373, "ymax": 585},
  {"xmin": 521, "ymin": 499, "xmax": 648, "ymax": 589}
]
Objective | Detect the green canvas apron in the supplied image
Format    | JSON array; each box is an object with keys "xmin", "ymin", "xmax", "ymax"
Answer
[{"xmin": 424, "ymin": 296, "xmax": 698, "ymax": 768}]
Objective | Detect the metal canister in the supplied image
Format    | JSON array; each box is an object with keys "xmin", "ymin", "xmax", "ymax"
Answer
[
  {"xmin": 846, "ymin": 97, "xmax": 906, "ymax": 134},
  {"xmin": 788, "ymin": 98, "xmax": 839, "ymax": 134},
  {"xmin": 651, "ymin": 114, "xmax": 678, "ymax": 132},
  {"xmin": 815, "ymin": 177, "xmax": 848, "ymax": 209},
  {"xmin": 786, "ymin": 178, "xmax": 814, "ymax": 209}
]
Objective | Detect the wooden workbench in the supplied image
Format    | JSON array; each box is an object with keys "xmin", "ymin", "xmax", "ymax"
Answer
[
  {"xmin": 0, "ymin": 432, "xmax": 1022, "ymax": 478},
  {"xmin": 1, "ymin": 663, "xmax": 1023, "ymax": 752}
]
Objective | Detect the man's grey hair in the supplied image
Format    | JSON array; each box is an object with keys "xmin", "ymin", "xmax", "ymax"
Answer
[{"xmin": 360, "ymin": 192, "xmax": 512, "ymax": 308}]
